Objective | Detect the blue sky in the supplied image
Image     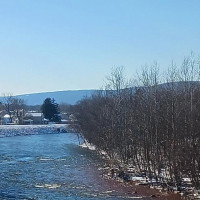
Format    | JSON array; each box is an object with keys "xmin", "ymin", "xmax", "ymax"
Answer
[{"xmin": 0, "ymin": 0, "xmax": 200, "ymax": 95}]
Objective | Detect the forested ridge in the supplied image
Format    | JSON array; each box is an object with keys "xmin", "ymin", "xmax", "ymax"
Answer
[{"xmin": 75, "ymin": 55, "xmax": 200, "ymax": 190}]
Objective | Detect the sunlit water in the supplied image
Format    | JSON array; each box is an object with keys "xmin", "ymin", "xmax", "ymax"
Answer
[{"xmin": 0, "ymin": 130, "xmax": 148, "ymax": 200}]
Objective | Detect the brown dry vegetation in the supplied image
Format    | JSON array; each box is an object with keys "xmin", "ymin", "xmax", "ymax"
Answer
[{"xmin": 75, "ymin": 55, "xmax": 200, "ymax": 197}]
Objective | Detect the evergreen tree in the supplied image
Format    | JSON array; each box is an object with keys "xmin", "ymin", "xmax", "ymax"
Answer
[{"xmin": 41, "ymin": 98, "xmax": 61, "ymax": 122}]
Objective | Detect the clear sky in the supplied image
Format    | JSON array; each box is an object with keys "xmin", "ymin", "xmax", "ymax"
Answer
[{"xmin": 0, "ymin": 0, "xmax": 200, "ymax": 95}]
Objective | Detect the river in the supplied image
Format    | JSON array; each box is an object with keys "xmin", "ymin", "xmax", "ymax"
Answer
[{"xmin": 0, "ymin": 127, "xmax": 150, "ymax": 200}]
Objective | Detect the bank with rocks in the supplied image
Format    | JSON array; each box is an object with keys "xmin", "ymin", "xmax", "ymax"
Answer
[{"xmin": 80, "ymin": 140, "xmax": 200, "ymax": 200}]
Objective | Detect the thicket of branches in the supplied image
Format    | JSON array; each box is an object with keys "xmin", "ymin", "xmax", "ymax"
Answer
[{"xmin": 75, "ymin": 55, "xmax": 200, "ymax": 189}]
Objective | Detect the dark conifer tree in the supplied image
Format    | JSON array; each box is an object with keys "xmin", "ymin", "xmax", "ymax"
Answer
[{"xmin": 41, "ymin": 98, "xmax": 60, "ymax": 122}]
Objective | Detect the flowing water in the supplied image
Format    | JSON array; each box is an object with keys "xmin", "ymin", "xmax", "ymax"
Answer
[{"xmin": 0, "ymin": 128, "xmax": 149, "ymax": 200}]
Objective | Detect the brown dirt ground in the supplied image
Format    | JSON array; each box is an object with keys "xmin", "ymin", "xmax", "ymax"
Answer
[
  {"xmin": 85, "ymin": 164, "xmax": 183, "ymax": 199},
  {"xmin": 103, "ymin": 178, "xmax": 182, "ymax": 199}
]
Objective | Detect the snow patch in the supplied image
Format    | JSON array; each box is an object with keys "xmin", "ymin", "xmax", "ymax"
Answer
[{"xmin": 79, "ymin": 140, "xmax": 96, "ymax": 151}]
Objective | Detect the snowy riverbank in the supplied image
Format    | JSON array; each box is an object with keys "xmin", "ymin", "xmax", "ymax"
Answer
[
  {"xmin": 80, "ymin": 140, "xmax": 200, "ymax": 200},
  {"xmin": 0, "ymin": 124, "xmax": 69, "ymax": 137}
]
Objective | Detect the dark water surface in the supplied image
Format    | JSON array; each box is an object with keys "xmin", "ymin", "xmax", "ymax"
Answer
[{"xmin": 0, "ymin": 132, "xmax": 146, "ymax": 200}]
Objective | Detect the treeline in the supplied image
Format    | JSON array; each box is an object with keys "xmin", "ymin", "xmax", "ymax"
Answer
[{"xmin": 75, "ymin": 55, "xmax": 200, "ymax": 189}]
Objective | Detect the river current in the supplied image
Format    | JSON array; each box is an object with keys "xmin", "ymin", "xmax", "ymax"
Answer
[{"xmin": 0, "ymin": 127, "xmax": 147, "ymax": 200}]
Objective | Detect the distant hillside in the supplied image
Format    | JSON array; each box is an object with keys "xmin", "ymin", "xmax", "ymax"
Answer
[{"xmin": 12, "ymin": 90, "xmax": 97, "ymax": 105}]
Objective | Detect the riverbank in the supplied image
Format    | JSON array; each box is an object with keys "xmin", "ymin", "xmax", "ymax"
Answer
[
  {"xmin": 80, "ymin": 140, "xmax": 199, "ymax": 200},
  {"xmin": 81, "ymin": 152, "xmax": 182, "ymax": 199},
  {"xmin": 0, "ymin": 124, "xmax": 70, "ymax": 137},
  {"xmin": 98, "ymin": 164, "xmax": 182, "ymax": 200}
]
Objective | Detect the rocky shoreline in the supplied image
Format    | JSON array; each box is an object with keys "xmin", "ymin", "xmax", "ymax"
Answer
[
  {"xmin": 99, "ymin": 163, "xmax": 182, "ymax": 200},
  {"xmin": 80, "ymin": 140, "xmax": 200, "ymax": 200}
]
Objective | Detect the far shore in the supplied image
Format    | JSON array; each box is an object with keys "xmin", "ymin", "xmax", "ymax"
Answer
[
  {"xmin": 0, "ymin": 124, "xmax": 73, "ymax": 138},
  {"xmin": 0, "ymin": 124, "xmax": 67, "ymax": 128}
]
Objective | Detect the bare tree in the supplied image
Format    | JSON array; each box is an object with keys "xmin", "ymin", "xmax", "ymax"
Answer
[
  {"xmin": 75, "ymin": 55, "xmax": 200, "ymax": 191},
  {"xmin": 2, "ymin": 93, "xmax": 26, "ymax": 124},
  {"xmin": 3, "ymin": 93, "xmax": 14, "ymax": 123}
]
